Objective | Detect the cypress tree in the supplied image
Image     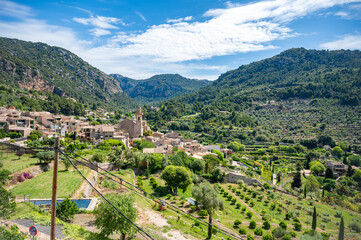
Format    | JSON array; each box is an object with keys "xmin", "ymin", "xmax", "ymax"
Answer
[
  {"xmin": 304, "ymin": 186, "xmax": 307, "ymax": 198},
  {"xmin": 338, "ymin": 216, "xmax": 344, "ymax": 240},
  {"xmin": 291, "ymin": 172, "xmax": 302, "ymax": 189},
  {"xmin": 322, "ymin": 186, "xmax": 325, "ymax": 198},
  {"xmin": 312, "ymin": 206, "xmax": 317, "ymax": 231}
]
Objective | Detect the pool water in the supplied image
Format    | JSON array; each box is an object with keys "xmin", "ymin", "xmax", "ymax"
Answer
[{"xmin": 30, "ymin": 199, "xmax": 91, "ymax": 209}]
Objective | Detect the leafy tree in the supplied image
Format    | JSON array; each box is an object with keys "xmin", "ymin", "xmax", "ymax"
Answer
[
  {"xmin": 291, "ymin": 171, "xmax": 302, "ymax": 189},
  {"xmin": 263, "ymin": 220, "xmax": 271, "ymax": 230},
  {"xmin": 94, "ymin": 194, "xmax": 137, "ymax": 239},
  {"xmin": 0, "ymin": 185, "xmax": 16, "ymax": 219},
  {"xmin": 191, "ymin": 158, "xmax": 205, "ymax": 173},
  {"xmin": 0, "ymin": 169, "xmax": 11, "ymax": 185},
  {"xmin": 318, "ymin": 135, "xmax": 336, "ymax": 148},
  {"xmin": 305, "ymin": 175, "xmax": 320, "ymax": 196},
  {"xmin": 36, "ymin": 151, "xmax": 54, "ymax": 164},
  {"xmin": 228, "ymin": 141, "xmax": 245, "ymax": 152},
  {"xmin": 337, "ymin": 141, "xmax": 349, "ymax": 151},
  {"xmin": 29, "ymin": 130, "xmax": 42, "ymax": 140},
  {"xmin": 91, "ymin": 152, "xmax": 106, "ymax": 163},
  {"xmin": 312, "ymin": 206, "xmax": 317, "ymax": 231},
  {"xmin": 249, "ymin": 220, "xmax": 256, "ymax": 229},
  {"xmin": 338, "ymin": 217, "xmax": 344, "ymax": 240},
  {"xmin": 346, "ymin": 162, "xmax": 354, "ymax": 177},
  {"xmin": 332, "ymin": 147, "xmax": 344, "ymax": 158},
  {"xmin": 349, "ymin": 155, "xmax": 361, "ymax": 166},
  {"xmin": 263, "ymin": 233, "xmax": 274, "ymax": 240},
  {"xmin": 325, "ymin": 167, "xmax": 334, "ymax": 179},
  {"xmin": 143, "ymin": 130, "xmax": 153, "ymax": 137},
  {"xmin": 211, "ymin": 167, "xmax": 225, "ymax": 182},
  {"xmin": 56, "ymin": 197, "xmax": 78, "ymax": 222},
  {"xmin": 310, "ymin": 161, "xmax": 325, "ymax": 175},
  {"xmin": 161, "ymin": 166, "xmax": 192, "ymax": 195},
  {"xmin": 279, "ymin": 221, "xmax": 287, "ymax": 230},
  {"xmin": 192, "ymin": 183, "xmax": 224, "ymax": 239},
  {"xmin": 0, "ymin": 225, "xmax": 28, "ymax": 240},
  {"xmin": 203, "ymin": 154, "xmax": 220, "ymax": 173}
]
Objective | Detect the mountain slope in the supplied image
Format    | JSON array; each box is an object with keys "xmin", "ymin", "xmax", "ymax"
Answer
[
  {"xmin": 110, "ymin": 73, "xmax": 211, "ymax": 104},
  {"xmin": 0, "ymin": 37, "xmax": 137, "ymax": 110},
  {"xmin": 174, "ymin": 48, "xmax": 361, "ymax": 109}
]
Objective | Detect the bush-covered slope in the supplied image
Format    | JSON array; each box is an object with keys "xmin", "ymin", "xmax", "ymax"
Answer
[
  {"xmin": 176, "ymin": 48, "xmax": 361, "ymax": 110},
  {"xmin": 0, "ymin": 37, "xmax": 137, "ymax": 111},
  {"xmin": 111, "ymin": 73, "xmax": 210, "ymax": 104}
]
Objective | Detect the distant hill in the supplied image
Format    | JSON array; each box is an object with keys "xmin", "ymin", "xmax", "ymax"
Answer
[
  {"xmin": 110, "ymin": 73, "xmax": 211, "ymax": 104},
  {"xmin": 174, "ymin": 48, "xmax": 361, "ymax": 109},
  {"xmin": 0, "ymin": 37, "xmax": 137, "ymax": 112}
]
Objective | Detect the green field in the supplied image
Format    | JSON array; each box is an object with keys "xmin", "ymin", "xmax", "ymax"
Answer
[
  {"xmin": 11, "ymin": 168, "xmax": 90, "ymax": 199},
  {"xmin": 0, "ymin": 152, "xmax": 40, "ymax": 173}
]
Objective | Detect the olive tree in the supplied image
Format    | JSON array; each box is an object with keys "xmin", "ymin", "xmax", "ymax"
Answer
[
  {"xmin": 192, "ymin": 183, "xmax": 224, "ymax": 239},
  {"xmin": 94, "ymin": 194, "xmax": 137, "ymax": 240}
]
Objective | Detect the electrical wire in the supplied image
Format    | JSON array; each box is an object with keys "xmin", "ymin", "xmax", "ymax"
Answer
[
  {"xmin": 60, "ymin": 149, "xmax": 155, "ymax": 240},
  {"xmin": 63, "ymin": 147, "xmax": 244, "ymax": 240}
]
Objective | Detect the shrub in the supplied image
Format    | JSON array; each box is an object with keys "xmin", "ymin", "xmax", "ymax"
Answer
[
  {"xmin": 273, "ymin": 227, "xmax": 286, "ymax": 238},
  {"xmin": 249, "ymin": 220, "xmax": 256, "ymax": 229},
  {"xmin": 279, "ymin": 221, "xmax": 287, "ymax": 230},
  {"xmin": 234, "ymin": 220, "xmax": 242, "ymax": 226},
  {"xmin": 16, "ymin": 174, "xmax": 25, "ymax": 182},
  {"xmin": 262, "ymin": 220, "xmax": 270, "ymax": 230},
  {"xmin": 180, "ymin": 200, "xmax": 185, "ymax": 205},
  {"xmin": 56, "ymin": 197, "xmax": 79, "ymax": 222},
  {"xmin": 250, "ymin": 202, "xmax": 255, "ymax": 207},
  {"xmin": 166, "ymin": 194, "xmax": 172, "ymax": 199},
  {"xmin": 199, "ymin": 210, "xmax": 208, "ymax": 217},
  {"xmin": 335, "ymin": 211, "xmax": 342, "ymax": 218},
  {"xmin": 280, "ymin": 235, "xmax": 291, "ymax": 240},
  {"xmin": 262, "ymin": 233, "xmax": 274, "ymax": 240},
  {"xmin": 270, "ymin": 203, "xmax": 276, "ymax": 210},
  {"xmin": 349, "ymin": 221, "xmax": 361, "ymax": 233},
  {"xmin": 190, "ymin": 206, "xmax": 196, "ymax": 211},
  {"xmin": 231, "ymin": 198, "xmax": 237, "ymax": 204},
  {"xmin": 294, "ymin": 222, "xmax": 302, "ymax": 231},
  {"xmin": 236, "ymin": 203, "xmax": 241, "ymax": 209},
  {"xmin": 247, "ymin": 234, "xmax": 254, "ymax": 240},
  {"xmin": 245, "ymin": 196, "xmax": 250, "ymax": 202},
  {"xmin": 285, "ymin": 212, "xmax": 292, "ymax": 220},
  {"xmin": 239, "ymin": 228, "xmax": 247, "ymax": 235},
  {"xmin": 241, "ymin": 206, "xmax": 246, "ymax": 212},
  {"xmin": 254, "ymin": 228, "xmax": 263, "ymax": 236},
  {"xmin": 321, "ymin": 232, "xmax": 331, "ymax": 240},
  {"xmin": 246, "ymin": 211, "xmax": 253, "ymax": 219},
  {"xmin": 252, "ymin": 192, "xmax": 257, "ymax": 198},
  {"xmin": 289, "ymin": 231, "xmax": 296, "ymax": 238}
]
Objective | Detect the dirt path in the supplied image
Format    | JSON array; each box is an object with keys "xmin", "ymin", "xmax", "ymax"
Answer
[
  {"xmin": 221, "ymin": 185, "xmax": 262, "ymax": 220},
  {"xmin": 137, "ymin": 206, "xmax": 194, "ymax": 240},
  {"xmin": 72, "ymin": 170, "xmax": 97, "ymax": 198}
]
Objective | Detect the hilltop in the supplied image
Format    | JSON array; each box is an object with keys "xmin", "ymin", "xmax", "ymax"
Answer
[
  {"xmin": 111, "ymin": 73, "xmax": 210, "ymax": 104},
  {"xmin": 0, "ymin": 37, "xmax": 137, "ymax": 112}
]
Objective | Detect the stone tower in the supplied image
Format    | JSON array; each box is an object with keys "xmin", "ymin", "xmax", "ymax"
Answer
[
  {"xmin": 136, "ymin": 105, "xmax": 142, "ymax": 122},
  {"xmin": 135, "ymin": 105, "xmax": 143, "ymax": 137}
]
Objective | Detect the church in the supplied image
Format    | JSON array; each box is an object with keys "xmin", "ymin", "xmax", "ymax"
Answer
[{"xmin": 118, "ymin": 106, "xmax": 150, "ymax": 138}]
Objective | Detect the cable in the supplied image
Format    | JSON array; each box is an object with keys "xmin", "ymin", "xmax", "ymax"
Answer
[
  {"xmin": 60, "ymin": 149, "xmax": 155, "ymax": 240},
  {"xmin": 63, "ymin": 148, "xmax": 244, "ymax": 240},
  {"xmin": 64, "ymin": 148, "xmax": 243, "ymax": 240}
]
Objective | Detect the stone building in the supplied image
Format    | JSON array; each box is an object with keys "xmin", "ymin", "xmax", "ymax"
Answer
[{"xmin": 118, "ymin": 106, "xmax": 150, "ymax": 138}]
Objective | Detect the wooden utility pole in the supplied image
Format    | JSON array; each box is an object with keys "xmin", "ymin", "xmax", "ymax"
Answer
[{"xmin": 50, "ymin": 137, "xmax": 60, "ymax": 240}]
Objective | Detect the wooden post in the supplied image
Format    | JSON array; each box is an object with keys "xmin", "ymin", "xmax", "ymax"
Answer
[{"xmin": 50, "ymin": 137, "xmax": 60, "ymax": 240}]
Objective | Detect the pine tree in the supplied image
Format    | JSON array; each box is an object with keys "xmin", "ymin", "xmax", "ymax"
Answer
[
  {"xmin": 312, "ymin": 206, "xmax": 317, "ymax": 231},
  {"xmin": 338, "ymin": 216, "xmax": 344, "ymax": 240}
]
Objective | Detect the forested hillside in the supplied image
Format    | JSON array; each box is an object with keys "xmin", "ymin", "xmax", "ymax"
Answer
[
  {"xmin": 111, "ymin": 73, "xmax": 210, "ymax": 104},
  {"xmin": 145, "ymin": 48, "xmax": 361, "ymax": 146},
  {"xmin": 0, "ymin": 37, "xmax": 137, "ymax": 114}
]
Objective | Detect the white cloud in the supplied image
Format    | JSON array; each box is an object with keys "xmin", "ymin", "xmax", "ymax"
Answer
[
  {"xmin": 136, "ymin": 11, "xmax": 147, "ymax": 22},
  {"xmin": 0, "ymin": 0, "xmax": 33, "ymax": 18},
  {"xmin": 167, "ymin": 16, "xmax": 193, "ymax": 23},
  {"xmin": 0, "ymin": 0, "xmax": 360, "ymax": 80},
  {"xmin": 321, "ymin": 35, "xmax": 361, "ymax": 49},
  {"xmin": 104, "ymin": 0, "xmax": 360, "ymax": 62},
  {"xmin": 73, "ymin": 15, "xmax": 125, "ymax": 29},
  {"xmin": 89, "ymin": 28, "xmax": 112, "ymax": 37}
]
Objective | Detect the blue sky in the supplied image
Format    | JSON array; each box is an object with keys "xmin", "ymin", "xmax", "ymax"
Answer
[{"xmin": 0, "ymin": 0, "xmax": 360, "ymax": 80}]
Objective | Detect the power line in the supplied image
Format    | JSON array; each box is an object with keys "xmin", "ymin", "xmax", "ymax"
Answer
[
  {"xmin": 60, "ymin": 150, "xmax": 155, "ymax": 240},
  {"xmin": 63, "ymin": 148, "xmax": 244, "ymax": 240}
]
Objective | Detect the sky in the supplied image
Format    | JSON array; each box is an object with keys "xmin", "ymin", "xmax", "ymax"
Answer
[{"xmin": 0, "ymin": 0, "xmax": 360, "ymax": 80}]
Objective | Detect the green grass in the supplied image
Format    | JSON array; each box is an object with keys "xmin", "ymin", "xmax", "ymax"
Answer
[
  {"xmin": 0, "ymin": 152, "xmax": 40, "ymax": 173},
  {"xmin": 11, "ymin": 167, "xmax": 90, "ymax": 198}
]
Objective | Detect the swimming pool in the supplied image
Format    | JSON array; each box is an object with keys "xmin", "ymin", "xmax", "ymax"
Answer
[{"xmin": 30, "ymin": 199, "xmax": 92, "ymax": 209}]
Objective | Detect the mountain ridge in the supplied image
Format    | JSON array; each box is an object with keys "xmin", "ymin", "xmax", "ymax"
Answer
[
  {"xmin": 0, "ymin": 37, "xmax": 137, "ymax": 110},
  {"xmin": 110, "ymin": 73, "xmax": 211, "ymax": 104}
]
